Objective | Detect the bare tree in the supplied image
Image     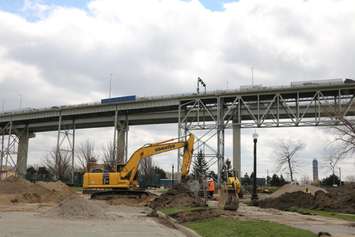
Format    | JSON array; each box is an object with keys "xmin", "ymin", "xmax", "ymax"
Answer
[
  {"xmin": 77, "ymin": 140, "xmax": 95, "ymax": 172},
  {"xmin": 102, "ymin": 142, "xmax": 116, "ymax": 171},
  {"xmin": 275, "ymin": 140, "xmax": 305, "ymax": 182},
  {"xmin": 139, "ymin": 156, "xmax": 154, "ymax": 179},
  {"xmin": 322, "ymin": 146, "xmax": 344, "ymax": 177},
  {"xmin": 43, "ymin": 148, "xmax": 71, "ymax": 181},
  {"xmin": 323, "ymin": 102, "xmax": 355, "ymax": 156},
  {"xmin": 332, "ymin": 118, "xmax": 355, "ymax": 156}
]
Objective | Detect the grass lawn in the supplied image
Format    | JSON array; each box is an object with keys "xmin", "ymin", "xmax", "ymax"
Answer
[
  {"xmin": 185, "ymin": 217, "xmax": 317, "ymax": 237},
  {"xmin": 160, "ymin": 206, "xmax": 209, "ymax": 215},
  {"xmin": 286, "ymin": 207, "xmax": 355, "ymax": 222}
]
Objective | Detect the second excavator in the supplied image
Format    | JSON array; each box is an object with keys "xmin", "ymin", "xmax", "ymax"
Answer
[{"xmin": 83, "ymin": 133, "xmax": 195, "ymax": 199}]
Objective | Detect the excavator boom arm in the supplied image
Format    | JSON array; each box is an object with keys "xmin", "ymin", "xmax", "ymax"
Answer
[{"xmin": 120, "ymin": 134, "xmax": 195, "ymax": 182}]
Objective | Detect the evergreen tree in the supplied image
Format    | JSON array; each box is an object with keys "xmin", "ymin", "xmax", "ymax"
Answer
[
  {"xmin": 153, "ymin": 166, "xmax": 167, "ymax": 179},
  {"xmin": 266, "ymin": 175, "xmax": 272, "ymax": 185},
  {"xmin": 269, "ymin": 174, "xmax": 287, "ymax": 186},
  {"xmin": 208, "ymin": 170, "xmax": 217, "ymax": 180},
  {"xmin": 241, "ymin": 172, "xmax": 251, "ymax": 185},
  {"xmin": 279, "ymin": 174, "xmax": 287, "ymax": 185},
  {"xmin": 192, "ymin": 150, "xmax": 208, "ymax": 180},
  {"xmin": 321, "ymin": 174, "xmax": 341, "ymax": 186},
  {"xmin": 270, "ymin": 174, "xmax": 281, "ymax": 186}
]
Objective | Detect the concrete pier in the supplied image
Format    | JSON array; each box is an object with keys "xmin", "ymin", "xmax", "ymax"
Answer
[
  {"xmin": 16, "ymin": 129, "xmax": 35, "ymax": 177},
  {"xmin": 233, "ymin": 123, "xmax": 241, "ymax": 178},
  {"xmin": 116, "ymin": 123, "xmax": 127, "ymax": 164}
]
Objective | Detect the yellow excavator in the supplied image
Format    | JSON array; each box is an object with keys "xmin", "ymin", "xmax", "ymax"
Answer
[
  {"xmin": 222, "ymin": 169, "xmax": 241, "ymax": 211},
  {"xmin": 223, "ymin": 175, "xmax": 241, "ymax": 210},
  {"xmin": 83, "ymin": 134, "xmax": 195, "ymax": 199}
]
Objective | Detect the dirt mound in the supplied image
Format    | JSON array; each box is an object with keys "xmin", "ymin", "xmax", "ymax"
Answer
[
  {"xmin": 320, "ymin": 184, "xmax": 355, "ymax": 213},
  {"xmin": 37, "ymin": 181, "xmax": 74, "ymax": 194},
  {"xmin": 0, "ymin": 176, "xmax": 34, "ymax": 194},
  {"xmin": 259, "ymin": 184, "xmax": 355, "ymax": 214},
  {"xmin": 269, "ymin": 184, "xmax": 327, "ymax": 198},
  {"xmin": 170, "ymin": 208, "xmax": 222, "ymax": 223},
  {"xmin": 259, "ymin": 191, "xmax": 316, "ymax": 210},
  {"xmin": 0, "ymin": 176, "xmax": 76, "ymax": 204},
  {"xmin": 44, "ymin": 197, "xmax": 113, "ymax": 219},
  {"xmin": 150, "ymin": 184, "xmax": 206, "ymax": 209}
]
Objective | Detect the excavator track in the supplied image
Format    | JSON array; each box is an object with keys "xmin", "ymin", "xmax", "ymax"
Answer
[{"xmin": 90, "ymin": 189, "xmax": 149, "ymax": 200}]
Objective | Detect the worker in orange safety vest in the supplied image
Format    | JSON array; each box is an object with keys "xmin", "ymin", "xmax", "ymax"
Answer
[{"xmin": 207, "ymin": 177, "xmax": 215, "ymax": 198}]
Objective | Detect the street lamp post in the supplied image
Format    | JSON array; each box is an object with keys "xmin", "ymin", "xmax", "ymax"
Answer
[{"xmin": 251, "ymin": 132, "xmax": 259, "ymax": 203}]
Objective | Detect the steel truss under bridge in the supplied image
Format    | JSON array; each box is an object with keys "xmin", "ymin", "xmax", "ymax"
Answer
[
  {"xmin": 0, "ymin": 121, "xmax": 19, "ymax": 179},
  {"xmin": 178, "ymin": 87, "xmax": 355, "ymax": 187}
]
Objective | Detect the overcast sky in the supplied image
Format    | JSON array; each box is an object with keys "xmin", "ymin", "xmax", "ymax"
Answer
[{"xmin": 0, "ymin": 0, "xmax": 354, "ymax": 181}]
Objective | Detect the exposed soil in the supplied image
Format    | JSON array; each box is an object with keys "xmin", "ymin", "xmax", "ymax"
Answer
[
  {"xmin": 149, "ymin": 184, "xmax": 206, "ymax": 209},
  {"xmin": 43, "ymin": 197, "xmax": 114, "ymax": 219},
  {"xmin": 259, "ymin": 183, "xmax": 355, "ymax": 214},
  {"xmin": 37, "ymin": 181, "xmax": 75, "ymax": 195},
  {"xmin": 0, "ymin": 176, "xmax": 76, "ymax": 204},
  {"xmin": 169, "ymin": 208, "xmax": 222, "ymax": 223},
  {"xmin": 269, "ymin": 184, "xmax": 327, "ymax": 198}
]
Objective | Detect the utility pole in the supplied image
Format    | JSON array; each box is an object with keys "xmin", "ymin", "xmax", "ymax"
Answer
[
  {"xmin": 251, "ymin": 67, "xmax": 254, "ymax": 86},
  {"xmin": 18, "ymin": 94, "xmax": 22, "ymax": 109},
  {"xmin": 109, "ymin": 73, "xmax": 112, "ymax": 98}
]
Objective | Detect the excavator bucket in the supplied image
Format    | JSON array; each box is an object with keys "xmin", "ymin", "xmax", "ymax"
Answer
[
  {"xmin": 223, "ymin": 189, "xmax": 239, "ymax": 211},
  {"xmin": 219, "ymin": 183, "xmax": 240, "ymax": 211}
]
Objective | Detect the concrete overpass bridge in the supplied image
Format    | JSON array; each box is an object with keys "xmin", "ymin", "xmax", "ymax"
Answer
[{"xmin": 1, "ymin": 81, "xmax": 354, "ymax": 185}]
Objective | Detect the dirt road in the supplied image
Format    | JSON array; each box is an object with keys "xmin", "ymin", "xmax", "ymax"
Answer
[
  {"xmin": 0, "ymin": 205, "xmax": 185, "ymax": 237},
  {"xmin": 237, "ymin": 203, "xmax": 355, "ymax": 237}
]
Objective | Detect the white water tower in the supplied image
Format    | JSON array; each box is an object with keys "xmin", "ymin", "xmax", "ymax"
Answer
[{"xmin": 312, "ymin": 159, "xmax": 319, "ymax": 183}]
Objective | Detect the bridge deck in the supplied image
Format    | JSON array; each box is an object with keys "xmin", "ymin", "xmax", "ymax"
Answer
[{"xmin": 0, "ymin": 83, "xmax": 354, "ymax": 132}]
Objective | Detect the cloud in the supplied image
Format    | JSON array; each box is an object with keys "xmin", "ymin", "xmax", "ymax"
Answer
[{"xmin": 0, "ymin": 0, "xmax": 354, "ymax": 179}]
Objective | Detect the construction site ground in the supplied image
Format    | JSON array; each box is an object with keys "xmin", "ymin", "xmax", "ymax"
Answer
[
  {"xmin": 153, "ymin": 184, "xmax": 355, "ymax": 237},
  {"xmin": 0, "ymin": 178, "xmax": 354, "ymax": 237},
  {"xmin": 237, "ymin": 202, "xmax": 355, "ymax": 237},
  {"xmin": 0, "ymin": 177, "xmax": 183, "ymax": 237},
  {"xmin": 0, "ymin": 204, "xmax": 185, "ymax": 237}
]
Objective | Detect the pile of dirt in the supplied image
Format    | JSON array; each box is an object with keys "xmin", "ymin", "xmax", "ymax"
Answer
[
  {"xmin": 170, "ymin": 208, "xmax": 222, "ymax": 223},
  {"xmin": 269, "ymin": 184, "xmax": 327, "ymax": 198},
  {"xmin": 37, "ymin": 181, "xmax": 74, "ymax": 194},
  {"xmin": 259, "ymin": 191, "xmax": 318, "ymax": 210},
  {"xmin": 0, "ymin": 176, "xmax": 76, "ymax": 204},
  {"xmin": 320, "ymin": 184, "xmax": 355, "ymax": 213},
  {"xmin": 150, "ymin": 184, "xmax": 206, "ymax": 209},
  {"xmin": 259, "ymin": 183, "xmax": 355, "ymax": 214},
  {"xmin": 0, "ymin": 176, "xmax": 35, "ymax": 194},
  {"xmin": 44, "ymin": 197, "xmax": 113, "ymax": 219}
]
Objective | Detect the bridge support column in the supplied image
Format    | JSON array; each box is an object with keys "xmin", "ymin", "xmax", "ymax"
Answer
[
  {"xmin": 217, "ymin": 97, "xmax": 224, "ymax": 189},
  {"xmin": 116, "ymin": 124, "xmax": 127, "ymax": 164},
  {"xmin": 232, "ymin": 124, "xmax": 241, "ymax": 178},
  {"xmin": 16, "ymin": 128, "xmax": 35, "ymax": 177}
]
